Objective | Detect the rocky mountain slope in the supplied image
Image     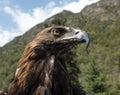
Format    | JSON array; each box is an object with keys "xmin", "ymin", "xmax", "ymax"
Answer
[{"xmin": 0, "ymin": 0, "xmax": 120, "ymax": 94}]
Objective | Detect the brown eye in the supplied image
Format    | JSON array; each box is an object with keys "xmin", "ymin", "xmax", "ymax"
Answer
[{"xmin": 53, "ymin": 30, "xmax": 60, "ymax": 35}]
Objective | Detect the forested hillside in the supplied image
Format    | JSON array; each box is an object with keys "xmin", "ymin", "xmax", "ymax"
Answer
[{"xmin": 0, "ymin": 0, "xmax": 120, "ymax": 95}]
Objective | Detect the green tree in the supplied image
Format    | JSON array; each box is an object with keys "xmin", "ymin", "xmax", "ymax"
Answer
[{"xmin": 81, "ymin": 59, "xmax": 109, "ymax": 95}]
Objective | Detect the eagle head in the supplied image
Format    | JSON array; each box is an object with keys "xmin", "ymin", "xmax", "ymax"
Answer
[{"xmin": 32, "ymin": 26, "xmax": 90, "ymax": 55}]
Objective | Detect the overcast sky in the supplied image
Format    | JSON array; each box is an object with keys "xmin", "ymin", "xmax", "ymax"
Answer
[{"xmin": 0, "ymin": 0, "xmax": 99, "ymax": 47}]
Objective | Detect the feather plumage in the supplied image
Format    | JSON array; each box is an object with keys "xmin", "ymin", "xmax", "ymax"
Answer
[{"xmin": 7, "ymin": 26, "xmax": 89, "ymax": 95}]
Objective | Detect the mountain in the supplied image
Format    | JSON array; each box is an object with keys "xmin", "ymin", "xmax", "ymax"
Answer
[{"xmin": 0, "ymin": 0, "xmax": 120, "ymax": 94}]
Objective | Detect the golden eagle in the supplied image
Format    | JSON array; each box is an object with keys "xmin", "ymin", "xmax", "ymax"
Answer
[{"xmin": 7, "ymin": 26, "xmax": 89, "ymax": 95}]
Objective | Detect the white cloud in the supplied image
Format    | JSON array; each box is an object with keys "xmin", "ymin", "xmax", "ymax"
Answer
[
  {"xmin": 47, "ymin": 1, "xmax": 56, "ymax": 8},
  {"xmin": 0, "ymin": 26, "xmax": 18, "ymax": 46},
  {"xmin": 3, "ymin": 0, "xmax": 99, "ymax": 32},
  {"xmin": 1, "ymin": 0, "xmax": 99, "ymax": 46},
  {"xmin": 4, "ymin": 6, "xmax": 44, "ymax": 32},
  {"xmin": 0, "ymin": 0, "xmax": 10, "ymax": 10},
  {"xmin": 63, "ymin": 0, "xmax": 98, "ymax": 13},
  {"xmin": 51, "ymin": 0, "xmax": 100, "ymax": 13}
]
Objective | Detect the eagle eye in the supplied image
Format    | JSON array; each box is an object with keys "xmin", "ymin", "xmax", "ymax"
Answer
[{"xmin": 53, "ymin": 30, "xmax": 60, "ymax": 36}]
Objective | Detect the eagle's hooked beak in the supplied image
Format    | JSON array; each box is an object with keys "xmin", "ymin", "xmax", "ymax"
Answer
[
  {"xmin": 75, "ymin": 30, "xmax": 90, "ymax": 49},
  {"xmin": 67, "ymin": 27, "xmax": 90, "ymax": 51}
]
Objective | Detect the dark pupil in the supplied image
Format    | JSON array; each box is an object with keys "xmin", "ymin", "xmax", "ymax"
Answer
[{"xmin": 56, "ymin": 31, "xmax": 59, "ymax": 33}]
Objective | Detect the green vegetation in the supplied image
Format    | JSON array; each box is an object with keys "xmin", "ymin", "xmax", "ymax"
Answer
[{"xmin": 0, "ymin": 0, "xmax": 120, "ymax": 95}]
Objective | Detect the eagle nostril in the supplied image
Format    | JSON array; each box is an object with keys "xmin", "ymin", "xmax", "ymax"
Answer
[{"xmin": 75, "ymin": 31, "xmax": 79, "ymax": 35}]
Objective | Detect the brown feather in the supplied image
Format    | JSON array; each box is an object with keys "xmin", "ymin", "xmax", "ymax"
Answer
[
  {"xmin": 7, "ymin": 26, "xmax": 87, "ymax": 95},
  {"xmin": 7, "ymin": 27, "xmax": 73, "ymax": 95}
]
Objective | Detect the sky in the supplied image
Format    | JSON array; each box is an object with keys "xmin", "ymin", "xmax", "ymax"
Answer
[{"xmin": 0, "ymin": 0, "xmax": 99, "ymax": 47}]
